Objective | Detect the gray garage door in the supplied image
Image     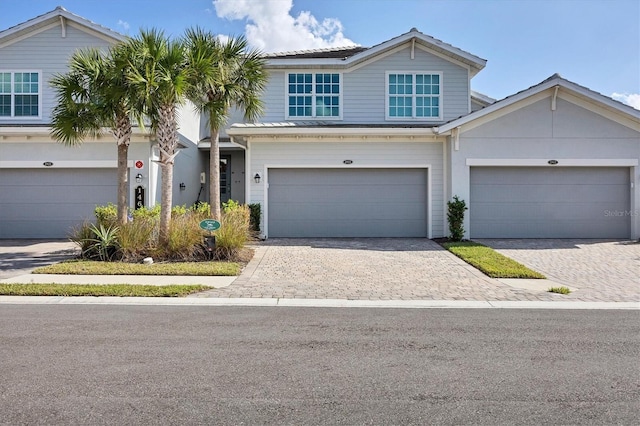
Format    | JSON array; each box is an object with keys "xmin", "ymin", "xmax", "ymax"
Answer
[
  {"xmin": 0, "ymin": 169, "xmax": 118, "ymax": 238},
  {"xmin": 268, "ymin": 168, "xmax": 428, "ymax": 237},
  {"xmin": 470, "ymin": 167, "xmax": 630, "ymax": 238}
]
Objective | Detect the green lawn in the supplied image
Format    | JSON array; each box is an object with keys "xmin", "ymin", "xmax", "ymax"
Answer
[
  {"xmin": 0, "ymin": 283, "xmax": 209, "ymax": 297},
  {"xmin": 441, "ymin": 241, "xmax": 545, "ymax": 279},
  {"xmin": 33, "ymin": 260, "xmax": 240, "ymax": 276}
]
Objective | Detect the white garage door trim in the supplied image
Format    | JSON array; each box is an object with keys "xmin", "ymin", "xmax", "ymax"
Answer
[
  {"xmin": 0, "ymin": 160, "xmax": 134, "ymax": 168},
  {"xmin": 262, "ymin": 164, "xmax": 432, "ymax": 238},
  {"xmin": 466, "ymin": 158, "xmax": 638, "ymax": 167}
]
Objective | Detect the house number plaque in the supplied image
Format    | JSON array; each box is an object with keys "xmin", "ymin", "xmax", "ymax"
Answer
[{"xmin": 135, "ymin": 186, "xmax": 145, "ymax": 210}]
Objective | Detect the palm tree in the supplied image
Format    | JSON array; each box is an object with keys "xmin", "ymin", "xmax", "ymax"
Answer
[
  {"xmin": 124, "ymin": 29, "xmax": 188, "ymax": 246},
  {"xmin": 184, "ymin": 28, "xmax": 268, "ymax": 220},
  {"xmin": 50, "ymin": 46, "xmax": 142, "ymax": 225}
]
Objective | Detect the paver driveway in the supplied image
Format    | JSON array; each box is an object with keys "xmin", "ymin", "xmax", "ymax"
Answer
[
  {"xmin": 478, "ymin": 239, "xmax": 640, "ymax": 302},
  {"xmin": 200, "ymin": 238, "xmax": 636, "ymax": 301}
]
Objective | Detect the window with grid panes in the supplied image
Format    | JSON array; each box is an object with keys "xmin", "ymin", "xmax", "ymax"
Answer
[
  {"xmin": 0, "ymin": 71, "xmax": 40, "ymax": 117},
  {"xmin": 387, "ymin": 72, "xmax": 441, "ymax": 119},
  {"xmin": 287, "ymin": 73, "xmax": 340, "ymax": 118}
]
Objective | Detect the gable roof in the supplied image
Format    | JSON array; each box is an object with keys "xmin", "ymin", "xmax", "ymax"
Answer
[
  {"xmin": 0, "ymin": 6, "xmax": 124, "ymax": 47},
  {"xmin": 265, "ymin": 28, "xmax": 487, "ymax": 76},
  {"xmin": 438, "ymin": 73, "xmax": 640, "ymax": 133}
]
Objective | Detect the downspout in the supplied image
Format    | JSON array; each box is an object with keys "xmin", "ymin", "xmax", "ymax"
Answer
[
  {"xmin": 59, "ymin": 16, "xmax": 66, "ymax": 38},
  {"xmin": 551, "ymin": 86, "xmax": 559, "ymax": 111},
  {"xmin": 453, "ymin": 127, "xmax": 460, "ymax": 151}
]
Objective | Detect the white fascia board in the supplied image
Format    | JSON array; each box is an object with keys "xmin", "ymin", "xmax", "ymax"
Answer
[
  {"xmin": 267, "ymin": 32, "xmax": 486, "ymax": 73},
  {"xmin": 0, "ymin": 8, "xmax": 124, "ymax": 46},
  {"xmin": 197, "ymin": 140, "xmax": 247, "ymax": 150},
  {"xmin": 440, "ymin": 78, "xmax": 640, "ymax": 134},
  {"xmin": 227, "ymin": 126, "xmax": 440, "ymax": 137}
]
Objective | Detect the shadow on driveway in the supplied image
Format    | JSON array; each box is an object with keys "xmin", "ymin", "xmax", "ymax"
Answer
[{"xmin": 0, "ymin": 240, "xmax": 78, "ymax": 279}]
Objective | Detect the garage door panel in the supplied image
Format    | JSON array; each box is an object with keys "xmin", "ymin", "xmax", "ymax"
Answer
[
  {"xmin": 0, "ymin": 169, "xmax": 117, "ymax": 238},
  {"xmin": 472, "ymin": 184, "xmax": 628, "ymax": 203},
  {"xmin": 270, "ymin": 184, "xmax": 425, "ymax": 204},
  {"xmin": 269, "ymin": 219, "xmax": 427, "ymax": 238},
  {"xmin": 268, "ymin": 168, "xmax": 428, "ymax": 237},
  {"xmin": 269, "ymin": 201, "xmax": 426, "ymax": 221},
  {"xmin": 470, "ymin": 167, "xmax": 630, "ymax": 238}
]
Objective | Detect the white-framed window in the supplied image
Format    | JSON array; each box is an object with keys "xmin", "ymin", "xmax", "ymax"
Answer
[
  {"xmin": 0, "ymin": 71, "xmax": 41, "ymax": 118},
  {"xmin": 386, "ymin": 72, "xmax": 442, "ymax": 120},
  {"xmin": 287, "ymin": 72, "xmax": 342, "ymax": 119}
]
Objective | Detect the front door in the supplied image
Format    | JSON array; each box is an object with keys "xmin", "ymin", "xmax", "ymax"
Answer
[{"xmin": 220, "ymin": 155, "xmax": 231, "ymax": 203}]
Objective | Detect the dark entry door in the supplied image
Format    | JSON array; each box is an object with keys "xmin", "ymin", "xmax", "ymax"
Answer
[{"xmin": 220, "ymin": 156, "xmax": 231, "ymax": 203}]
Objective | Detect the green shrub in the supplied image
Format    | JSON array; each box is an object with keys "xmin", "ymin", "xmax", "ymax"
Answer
[
  {"xmin": 214, "ymin": 204, "xmax": 250, "ymax": 260},
  {"xmin": 132, "ymin": 204, "xmax": 161, "ymax": 220},
  {"xmin": 189, "ymin": 202, "xmax": 211, "ymax": 220},
  {"xmin": 222, "ymin": 199, "xmax": 241, "ymax": 213},
  {"xmin": 94, "ymin": 203, "xmax": 118, "ymax": 228},
  {"xmin": 249, "ymin": 203, "xmax": 261, "ymax": 233},
  {"xmin": 447, "ymin": 196, "xmax": 468, "ymax": 242},
  {"xmin": 171, "ymin": 204, "xmax": 188, "ymax": 217}
]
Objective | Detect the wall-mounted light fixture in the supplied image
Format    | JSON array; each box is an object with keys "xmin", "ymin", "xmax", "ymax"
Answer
[
  {"xmin": 254, "ymin": 173, "xmax": 261, "ymax": 183},
  {"xmin": 179, "ymin": 183, "xmax": 186, "ymax": 190},
  {"xmin": 135, "ymin": 173, "xmax": 143, "ymax": 183}
]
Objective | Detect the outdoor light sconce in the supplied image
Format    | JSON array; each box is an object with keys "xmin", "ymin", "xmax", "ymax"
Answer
[
  {"xmin": 135, "ymin": 173, "xmax": 143, "ymax": 183},
  {"xmin": 179, "ymin": 183, "xmax": 186, "ymax": 190},
  {"xmin": 254, "ymin": 173, "xmax": 261, "ymax": 183}
]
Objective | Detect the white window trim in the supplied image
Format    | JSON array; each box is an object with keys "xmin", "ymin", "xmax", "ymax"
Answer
[
  {"xmin": 385, "ymin": 71, "xmax": 443, "ymax": 121},
  {"xmin": 0, "ymin": 70, "xmax": 43, "ymax": 120},
  {"xmin": 285, "ymin": 71, "xmax": 343, "ymax": 120}
]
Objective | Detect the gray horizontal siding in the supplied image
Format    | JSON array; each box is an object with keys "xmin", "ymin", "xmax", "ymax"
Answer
[
  {"xmin": 258, "ymin": 46, "xmax": 470, "ymax": 124},
  {"xmin": 0, "ymin": 24, "xmax": 114, "ymax": 125}
]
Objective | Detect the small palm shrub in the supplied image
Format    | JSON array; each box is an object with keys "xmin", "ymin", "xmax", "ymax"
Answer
[{"xmin": 70, "ymin": 221, "xmax": 121, "ymax": 260}]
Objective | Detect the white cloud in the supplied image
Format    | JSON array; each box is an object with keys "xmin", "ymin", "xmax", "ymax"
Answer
[
  {"xmin": 612, "ymin": 92, "xmax": 640, "ymax": 110},
  {"xmin": 213, "ymin": 0, "xmax": 357, "ymax": 53},
  {"xmin": 117, "ymin": 19, "xmax": 130, "ymax": 32}
]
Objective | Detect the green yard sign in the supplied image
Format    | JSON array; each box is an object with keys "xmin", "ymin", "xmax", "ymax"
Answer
[{"xmin": 199, "ymin": 219, "xmax": 221, "ymax": 231}]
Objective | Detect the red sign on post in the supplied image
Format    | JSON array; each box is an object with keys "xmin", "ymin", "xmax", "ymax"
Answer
[{"xmin": 135, "ymin": 160, "xmax": 144, "ymax": 169}]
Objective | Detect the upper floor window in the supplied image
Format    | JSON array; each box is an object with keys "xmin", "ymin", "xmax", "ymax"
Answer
[
  {"xmin": 287, "ymin": 73, "xmax": 341, "ymax": 119},
  {"xmin": 0, "ymin": 71, "xmax": 41, "ymax": 118},
  {"xmin": 387, "ymin": 72, "xmax": 442, "ymax": 120}
]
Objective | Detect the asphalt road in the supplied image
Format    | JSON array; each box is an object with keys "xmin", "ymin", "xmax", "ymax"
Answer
[{"xmin": 1, "ymin": 306, "xmax": 638, "ymax": 425}]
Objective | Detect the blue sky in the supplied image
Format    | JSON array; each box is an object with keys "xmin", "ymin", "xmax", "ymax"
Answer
[{"xmin": 2, "ymin": 0, "xmax": 639, "ymax": 107}]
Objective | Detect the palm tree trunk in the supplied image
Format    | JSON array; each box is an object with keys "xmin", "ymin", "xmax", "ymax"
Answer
[
  {"xmin": 157, "ymin": 104, "xmax": 178, "ymax": 247},
  {"xmin": 115, "ymin": 113, "xmax": 132, "ymax": 225},
  {"xmin": 159, "ymin": 161, "xmax": 173, "ymax": 246},
  {"xmin": 209, "ymin": 127, "xmax": 221, "ymax": 220},
  {"xmin": 116, "ymin": 143, "xmax": 129, "ymax": 225}
]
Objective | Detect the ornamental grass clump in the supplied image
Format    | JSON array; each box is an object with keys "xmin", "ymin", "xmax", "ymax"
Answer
[{"xmin": 213, "ymin": 203, "xmax": 251, "ymax": 261}]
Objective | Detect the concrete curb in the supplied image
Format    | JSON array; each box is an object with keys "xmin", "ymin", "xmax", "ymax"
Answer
[{"xmin": 0, "ymin": 296, "xmax": 637, "ymax": 309}]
